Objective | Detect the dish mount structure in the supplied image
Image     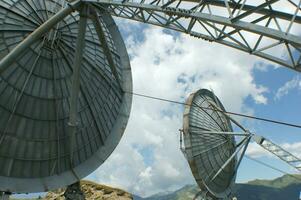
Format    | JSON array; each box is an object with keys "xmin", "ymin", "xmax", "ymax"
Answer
[
  {"xmin": 180, "ymin": 89, "xmax": 301, "ymax": 200},
  {"xmin": 0, "ymin": 0, "xmax": 301, "ymax": 198}
]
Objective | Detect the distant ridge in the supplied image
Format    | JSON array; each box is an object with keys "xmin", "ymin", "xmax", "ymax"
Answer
[
  {"xmin": 134, "ymin": 174, "xmax": 301, "ymax": 200},
  {"xmin": 247, "ymin": 174, "xmax": 301, "ymax": 188}
]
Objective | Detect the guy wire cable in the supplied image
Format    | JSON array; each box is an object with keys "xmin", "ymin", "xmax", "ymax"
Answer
[
  {"xmin": 245, "ymin": 155, "xmax": 301, "ymax": 182},
  {"xmin": 125, "ymin": 91, "xmax": 301, "ymax": 129}
]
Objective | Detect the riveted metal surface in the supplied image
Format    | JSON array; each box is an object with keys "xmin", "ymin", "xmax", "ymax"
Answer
[
  {"xmin": 0, "ymin": 0, "xmax": 132, "ymax": 193},
  {"xmin": 182, "ymin": 89, "xmax": 236, "ymax": 199}
]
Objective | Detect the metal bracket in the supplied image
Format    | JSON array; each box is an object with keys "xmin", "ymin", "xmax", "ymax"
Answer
[{"xmin": 0, "ymin": 192, "xmax": 11, "ymax": 200}]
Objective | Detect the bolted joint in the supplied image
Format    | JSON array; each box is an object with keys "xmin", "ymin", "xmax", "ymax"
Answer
[{"xmin": 68, "ymin": 121, "xmax": 79, "ymax": 127}]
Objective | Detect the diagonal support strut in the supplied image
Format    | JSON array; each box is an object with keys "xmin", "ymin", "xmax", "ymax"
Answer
[{"xmin": 68, "ymin": 4, "xmax": 88, "ymax": 172}]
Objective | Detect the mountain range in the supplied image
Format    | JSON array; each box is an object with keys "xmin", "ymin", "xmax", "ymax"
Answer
[{"xmin": 134, "ymin": 174, "xmax": 301, "ymax": 200}]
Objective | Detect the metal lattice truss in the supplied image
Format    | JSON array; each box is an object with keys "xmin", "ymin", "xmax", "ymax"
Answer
[
  {"xmin": 254, "ymin": 135, "xmax": 301, "ymax": 171},
  {"xmin": 86, "ymin": 0, "xmax": 301, "ymax": 72}
]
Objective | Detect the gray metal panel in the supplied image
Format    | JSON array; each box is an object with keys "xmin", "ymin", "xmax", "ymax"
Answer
[
  {"xmin": 183, "ymin": 89, "xmax": 236, "ymax": 199},
  {"xmin": 0, "ymin": 0, "xmax": 132, "ymax": 193}
]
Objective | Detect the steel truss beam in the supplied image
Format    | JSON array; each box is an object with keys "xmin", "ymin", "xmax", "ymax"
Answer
[
  {"xmin": 86, "ymin": 0, "xmax": 301, "ymax": 72},
  {"xmin": 254, "ymin": 135, "xmax": 301, "ymax": 172}
]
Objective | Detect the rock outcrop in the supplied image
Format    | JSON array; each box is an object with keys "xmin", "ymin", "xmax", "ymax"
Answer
[{"xmin": 45, "ymin": 180, "xmax": 133, "ymax": 200}]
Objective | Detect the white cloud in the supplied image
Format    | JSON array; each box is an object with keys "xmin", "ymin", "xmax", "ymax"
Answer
[
  {"xmin": 91, "ymin": 23, "xmax": 271, "ymax": 197},
  {"xmin": 275, "ymin": 76, "xmax": 301, "ymax": 100}
]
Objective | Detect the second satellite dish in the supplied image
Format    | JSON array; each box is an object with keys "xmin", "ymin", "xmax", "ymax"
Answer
[
  {"xmin": 0, "ymin": 0, "xmax": 132, "ymax": 193},
  {"xmin": 181, "ymin": 89, "xmax": 236, "ymax": 199},
  {"xmin": 181, "ymin": 89, "xmax": 301, "ymax": 200}
]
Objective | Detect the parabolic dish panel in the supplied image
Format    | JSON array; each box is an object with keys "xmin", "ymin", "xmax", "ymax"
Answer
[
  {"xmin": 0, "ymin": 0, "xmax": 132, "ymax": 193},
  {"xmin": 183, "ymin": 89, "xmax": 236, "ymax": 199}
]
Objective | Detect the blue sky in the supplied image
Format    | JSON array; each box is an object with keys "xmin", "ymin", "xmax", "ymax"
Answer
[
  {"xmin": 237, "ymin": 65, "xmax": 301, "ymax": 182},
  {"xmin": 247, "ymin": 66, "xmax": 301, "ymax": 143}
]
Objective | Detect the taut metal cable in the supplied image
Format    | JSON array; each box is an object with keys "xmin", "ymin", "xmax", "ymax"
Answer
[
  {"xmin": 245, "ymin": 155, "xmax": 301, "ymax": 182},
  {"xmin": 126, "ymin": 91, "xmax": 301, "ymax": 129}
]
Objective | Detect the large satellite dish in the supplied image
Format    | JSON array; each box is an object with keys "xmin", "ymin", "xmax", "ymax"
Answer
[
  {"xmin": 181, "ymin": 89, "xmax": 301, "ymax": 200},
  {"xmin": 0, "ymin": 0, "xmax": 132, "ymax": 193}
]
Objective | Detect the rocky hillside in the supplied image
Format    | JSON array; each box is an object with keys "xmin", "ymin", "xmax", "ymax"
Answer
[{"xmin": 45, "ymin": 180, "xmax": 133, "ymax": 200}]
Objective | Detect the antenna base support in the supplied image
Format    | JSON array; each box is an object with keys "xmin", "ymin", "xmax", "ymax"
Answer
[
  {"xmin": 64, "ymin": 182, "xmax": 85, "ymax": 200},
  {"xmin": 0, "ymin": 192, "xmax": 11, "ymax": 200}
]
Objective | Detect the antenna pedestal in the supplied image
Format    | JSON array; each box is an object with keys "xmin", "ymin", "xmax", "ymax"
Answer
[
  {"xmin": 193, "ymin": 191, "xmax": 213, "ymax": 200},
  {"xmin": 64, "ymin": 182, "xmax": 85, "ymax": 200},
  {"xmin": 0, "ymin": 192, "xmax": 10, "ymax": 200}
]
